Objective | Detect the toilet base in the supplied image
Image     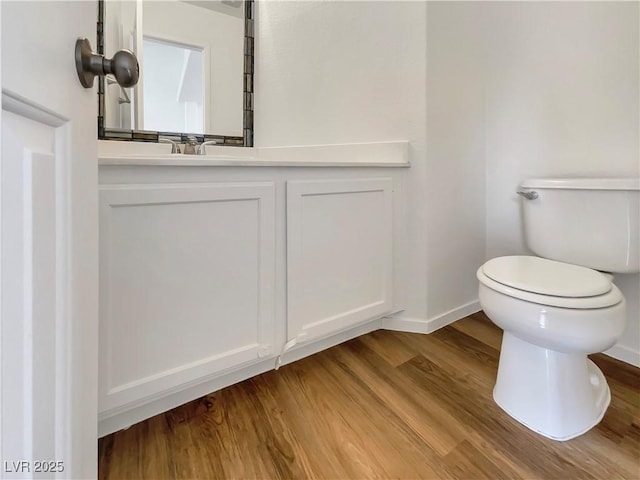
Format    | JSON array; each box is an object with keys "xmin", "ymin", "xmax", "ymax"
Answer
[{"xmin": 493, "ymin": 332, "xmax": 611, "ymax": 441}]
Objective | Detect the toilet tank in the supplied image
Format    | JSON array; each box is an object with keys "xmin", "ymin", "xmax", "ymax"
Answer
[{"xmin": 518, "ymin": 177, "xmax": 640, "ymax": 274}]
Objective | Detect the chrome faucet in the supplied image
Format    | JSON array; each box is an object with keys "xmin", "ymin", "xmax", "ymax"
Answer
[
  {"xmin": 197, "ymin": 140, "xmax": 219, "ymax": 155},
  {"xmin": 159, "ymin": 137, "xmax": 181, "ymax": 154}
]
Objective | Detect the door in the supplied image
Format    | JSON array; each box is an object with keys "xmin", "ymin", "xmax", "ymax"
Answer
[{"xmin": 1, "ymin": 1, "xmax": 98, "ymax": 478}]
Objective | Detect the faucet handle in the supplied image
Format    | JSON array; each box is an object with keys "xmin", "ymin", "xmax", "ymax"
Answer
[
  {"xmin": 197, "ymin": 140, "xmax": 219, "ymax": 155},
  {"xmin": 159, "ymin": 137, "xmax": 181, "ymax": 154}
]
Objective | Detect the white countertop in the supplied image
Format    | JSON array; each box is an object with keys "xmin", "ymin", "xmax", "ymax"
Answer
[
  {"xmin": 99, "ymin": 155, "xmax": 409, "ymax": 168},
  {"xmin": 98, "ymin": 141, "xmax": 411, "ymax": 168}
]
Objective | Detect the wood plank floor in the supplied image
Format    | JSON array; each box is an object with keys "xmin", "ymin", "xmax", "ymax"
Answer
[{"xmin": 98, "ymin": 312, "xmax": 640, "ymax": 479}]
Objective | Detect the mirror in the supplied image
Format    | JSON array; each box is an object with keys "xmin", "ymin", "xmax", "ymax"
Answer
[{"xmin": 98, "ymin": 0, "xmax": 254, "ymax": 147}]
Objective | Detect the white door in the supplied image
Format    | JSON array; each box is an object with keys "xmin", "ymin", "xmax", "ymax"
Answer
[{"xmin": 1, "ymin": 1, "xmax": 98, "ymax": 478}]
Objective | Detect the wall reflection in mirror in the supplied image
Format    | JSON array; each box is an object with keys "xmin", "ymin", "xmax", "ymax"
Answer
[{"xmin": 101, "ymin": 0, "xmax": 251, "ymax": 146}]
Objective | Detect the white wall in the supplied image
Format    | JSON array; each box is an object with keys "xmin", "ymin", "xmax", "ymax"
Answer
[
  {"xmin": 426, "ymin": 3, "xmax": 487, "ymax": 320},
  {"xmin": 428, "ymin": 1, "xmax": 639, "ymax": 364},
  {"xmin": 255, "ymin": 1, "xmax": 425, "ymax": 147}
]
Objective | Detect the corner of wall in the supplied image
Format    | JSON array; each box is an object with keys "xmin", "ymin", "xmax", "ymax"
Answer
[{"xmin": 382, "ymin": 300, "xmax": 481, "ymax": 334}]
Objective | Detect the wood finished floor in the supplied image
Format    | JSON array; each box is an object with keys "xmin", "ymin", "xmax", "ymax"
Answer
[{"xmin": 98, "ymin": 312, "xmax": 640, "ymax": 479}]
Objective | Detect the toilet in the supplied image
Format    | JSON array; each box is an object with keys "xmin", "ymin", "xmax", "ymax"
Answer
[{"xmin": 477, "ymin": 177, "xmax": 640, "ymax": 441}]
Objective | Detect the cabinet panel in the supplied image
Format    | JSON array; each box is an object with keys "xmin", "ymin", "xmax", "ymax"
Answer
[
  {"xmin": 99, "ymin": 182, "xmax": 275, "ymax": 412},
  {"xmin": 286, "ymin": 178, "xmax": 393, "ymax": 342}
]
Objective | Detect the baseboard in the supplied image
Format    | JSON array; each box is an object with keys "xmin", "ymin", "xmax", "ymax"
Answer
[
  {"xmin": 381, "ymin": 300, "xmax": 481, "ymax": 334},
  {"xmin": 604, "ymin": 343, "xmax": 640, "ymax": 368},
  {"xmin": 98, "ymin": 318, "xmax": 381, "ymax": 437}
]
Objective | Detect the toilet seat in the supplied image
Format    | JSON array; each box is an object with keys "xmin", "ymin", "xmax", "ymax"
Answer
[
  {"xmin": 478, "ymin": 256, "xmax": 623, "ymax": 309},
  {"xmin": 483, "ymin": 256, "xmax": 611, "ymax": 297}
]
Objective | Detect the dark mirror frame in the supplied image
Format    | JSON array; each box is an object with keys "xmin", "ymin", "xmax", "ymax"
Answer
[{"xmin": 97, "ymin": 0, "xmax": 254, "ymax": 147}]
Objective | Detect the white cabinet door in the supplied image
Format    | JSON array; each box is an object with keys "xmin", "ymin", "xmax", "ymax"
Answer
[
  {"xmin": 286, "ymin": 178, "xmax": 393, "ymax": 343},
  {"xmin": 1, "ymin": 2, "xmax": 98, "ymax": 477},
  {"xmin": 98, "ymin": 182, "xmax": 275, "ymax": 413}
]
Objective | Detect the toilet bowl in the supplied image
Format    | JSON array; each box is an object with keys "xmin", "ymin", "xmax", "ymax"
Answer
[
  {"xmin": 478, "ymin": 256, "xmax": 626, "ymax": 440},
  {"xmin": 478, "ymin": 177, "xmax": 639, "ymax": 441}
]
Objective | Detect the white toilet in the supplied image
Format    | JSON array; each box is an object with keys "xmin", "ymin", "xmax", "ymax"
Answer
[{"xmin": 477, "ymin": 177, "xmax": 639, "ymax": 441}]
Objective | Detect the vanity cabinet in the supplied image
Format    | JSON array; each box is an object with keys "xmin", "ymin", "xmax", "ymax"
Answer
[{"xmin": 97, "ymin": 158, "xmax": 405, "ymax": 433}]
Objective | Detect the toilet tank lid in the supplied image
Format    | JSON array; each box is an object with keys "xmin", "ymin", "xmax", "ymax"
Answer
[{"xmin": 520, "ymin": 177, "xmax": 640, "ymax": 191}]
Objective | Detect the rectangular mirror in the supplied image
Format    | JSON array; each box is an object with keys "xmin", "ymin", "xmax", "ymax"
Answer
[{"xmin": 98, "ymin": 0, "xmax": 254, "ymax": 147}]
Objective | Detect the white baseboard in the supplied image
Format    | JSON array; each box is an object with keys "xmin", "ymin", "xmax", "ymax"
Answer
[
  {"xmin": 381, "ymin": 300, "xmax": 481, "ymax": 334},
  {"xmin": 98, "ymin": 318, "xmax": 381, "ymax": 437},
  {"xmin": 604, "ymin": 343, "xmax": 640, "ymax": 368}
]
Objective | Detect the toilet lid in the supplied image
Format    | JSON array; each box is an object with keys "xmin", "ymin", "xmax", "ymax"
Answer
[{"xmin": 482, "ymin": 256, "xmax": 612, "ymax": 298}]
